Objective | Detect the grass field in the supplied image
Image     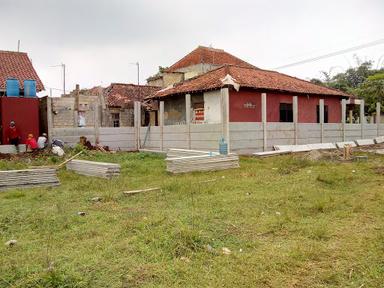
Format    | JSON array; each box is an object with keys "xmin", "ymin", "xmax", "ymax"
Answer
[{"xmin": 0, "ymin": 151, "xmax": 383, "ymax": 287}]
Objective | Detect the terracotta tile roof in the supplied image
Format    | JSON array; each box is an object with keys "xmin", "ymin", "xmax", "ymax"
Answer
[
  {"xmin": 0, "ymin": 50, "xmax": 44, "ymax": 91},
  {"xmin": 152, "ymin": 65, "xmax": 352, "ymax": 98},
  {"xmin": 165, "ymin": 46, "xmax": 256, "ymax": 72},
  {"xmin": 104, "ymin": 83, "xmax": 160, "ymax": 107}
]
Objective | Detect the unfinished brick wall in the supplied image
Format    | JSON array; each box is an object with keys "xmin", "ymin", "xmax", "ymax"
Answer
[{"xmin": 52, "ymin": 97, "xmax": 76, "ymax": 127}]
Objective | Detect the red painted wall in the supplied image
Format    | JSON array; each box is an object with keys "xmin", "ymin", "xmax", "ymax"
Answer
[
  {"xmin": 229, "ymin": 89, "xmax": 261, "ymax": 122},
  {"xmin": 0, "ymin": 97, "xmax": 40, "ymax": 144},
  {"xmin": 229, "ymin": 89, "xmax": 342, "ymax": 123}
]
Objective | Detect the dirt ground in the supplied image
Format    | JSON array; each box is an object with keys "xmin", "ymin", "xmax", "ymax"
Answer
[{"xmin": 0, "ymin": 149, "xmax": 51, "ymax": 160}]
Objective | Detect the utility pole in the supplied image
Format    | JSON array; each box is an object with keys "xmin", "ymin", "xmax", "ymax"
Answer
[
  {"xmin": 62, "ymin": 63, "xmax": 66, "ymax": 95},
  {"xmin": 49, "ymin": 63, "xmax": 66, "ymax": 96},
  {"xmin": 130, "ymin": 62, "xmax": 140, "ymax": 101},
  {"xmin": 136, "ymin": 62, "xmax": 140, "ymax": 85}
]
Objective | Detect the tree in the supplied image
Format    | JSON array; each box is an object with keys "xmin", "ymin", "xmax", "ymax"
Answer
[
  {"xmin": 353, "ymin": 73, "xmax": 384, "ymax": 113},
  {"xmin": 311, "ymin": 59, "xmax": 384, "ymax": 112}
]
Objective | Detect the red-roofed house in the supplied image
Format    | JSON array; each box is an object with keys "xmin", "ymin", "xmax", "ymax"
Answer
[
  {"xmin": 147, "ymin": 48, "xmax": 354, "ymax": 125},
  {"xmin": 0, "ymin": 50, "xmax": 44, "ymax": 144},
  {"xmin": 0, "ymin": 50, "xmax": 44, "ymax": 95}
]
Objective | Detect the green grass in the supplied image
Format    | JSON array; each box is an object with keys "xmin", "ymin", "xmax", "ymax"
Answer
[{"xmin": 0, "ymin": 151, "xmax": 383, "ymax": 287}]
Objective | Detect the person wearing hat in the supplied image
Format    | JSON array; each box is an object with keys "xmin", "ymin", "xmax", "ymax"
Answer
[
  {"xmin": 37, "ymin": 132, "xmax": 48, "ymax": 149},
  {"xmin": 6, "ymin": 121, "xmax": 20, "ymax": 152}
]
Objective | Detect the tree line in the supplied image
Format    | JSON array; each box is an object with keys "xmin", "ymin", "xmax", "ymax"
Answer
[{"xmin": 310, "ymin": 58, "xmax": 384, "ymax": 114}]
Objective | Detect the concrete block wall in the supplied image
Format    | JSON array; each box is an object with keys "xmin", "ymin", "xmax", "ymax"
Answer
[
  {"xmin": 50, "ymin": 97, "xmax": 384, "ymax": 154},
  {"xmin": 52, "ymin": 122, "xmax": 384, "ymax": 154},
  {"xmin": 52, "ymin": 127, "xmax": 136, "ymax": 151},
  {"xmin": 99, "ymin": 127, "xmax": 135, "ymax": 150}
]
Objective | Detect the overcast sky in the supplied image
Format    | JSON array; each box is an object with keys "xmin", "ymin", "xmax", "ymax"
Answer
[{"xmin": 1, "ymin": 0, "xmax": 383, "ymax": 96}]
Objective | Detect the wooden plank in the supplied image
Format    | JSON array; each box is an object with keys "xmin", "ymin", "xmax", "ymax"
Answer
[{"xmin": 123, "ymin": 187, "xmax": 161, "ymax": 196}]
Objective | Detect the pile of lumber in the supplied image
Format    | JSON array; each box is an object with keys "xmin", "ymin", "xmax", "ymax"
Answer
[
  {"xmin": 0, "ymin": 168, "xmax": 59, "ymax": 191},
  {"xmin": 66, "ymin": 159, "xmax": 120, "ymax": 179},
  {"xmin": 166, "ymin": 153, "xmax": 239, "ymax": 174},
  {"xmin": 167, "ymin": 148, "xmax": 219, "ymax": 158}
]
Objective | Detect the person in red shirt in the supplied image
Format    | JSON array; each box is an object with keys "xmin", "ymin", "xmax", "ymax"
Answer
[
  {"xmin": 26, "ymin": 133, "xmax": 38, "ymax": 152},
  {"xmin": 6, "ymin": 121, "xmax": 21, "ymax": 152}
]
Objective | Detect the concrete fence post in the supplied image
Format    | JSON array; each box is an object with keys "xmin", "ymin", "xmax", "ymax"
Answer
[
  {"xmin": 261, "ymin": 93, "xmax": 267, "ymax": 151},
  {"xmin": 360, "ymin": 99, "xmax": 365, "ymax": 139},
  {"xmin": 341, "ymin": 99, "xmax": 346, "ymax": 141},
  {"xmin": 160, "ymin": 101, "xmax": 164, "ymax": 151},
  {"xmin": 376, "ymin": 102, "xmax": 381, "ymax": 136},
  {"xmin": 47, "ymin": 96, "xmax": 53, "ymax": 145},
  {"xmin": 293, "ymin": 96, "xmax": 298, "ymax": 145},
  {"xmin": 185, "ymin": 94, "xmax": 191, "ymax": 149},
  {"xmin": 94, "ymin": 103, "xmax": 100, "ymax": 144},
  {"xmin": 221, "ymin": 87, "xmax": 230, "ymax": 153},
  {"xmin": 319, "ymin": 99, "xmax": 324, "ymax": 143},
  {"xmin": 134, "ymin": 101, "xmax": 139, "ymax": 150},
  {"xmin": 137, "ymin": 102, "xmax": 141, "ymax": 149}
]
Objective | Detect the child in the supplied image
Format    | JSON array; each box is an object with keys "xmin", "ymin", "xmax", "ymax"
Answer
[{"xmin": 26, "ymin": 133, "xmax": 38, "ymax": 152}]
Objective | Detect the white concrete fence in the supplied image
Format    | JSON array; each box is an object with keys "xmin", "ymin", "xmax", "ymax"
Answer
[{"xmin": 51, "ymin": 90, "xmax": 384, "ymax": 154}]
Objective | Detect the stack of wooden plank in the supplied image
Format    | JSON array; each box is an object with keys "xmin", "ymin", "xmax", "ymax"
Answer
[
  {"xmin": 166, "ymin": 153, "xmax": 239, "ymax": 174},
  {"xmin": 166, "ymin": 148, "xmax": 219, "ymax": 158},
  {"xmin": 0, "ymin": 168, "xmax": 59, "ymax": 191},
  {"xmin": 66, "ymin": 159, "xmax": 120, "ymax": 179}
]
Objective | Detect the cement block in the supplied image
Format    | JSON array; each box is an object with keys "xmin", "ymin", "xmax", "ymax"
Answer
[
  {"xmin": 307, "ymin": 143, "xmax": 337, "ymax": 150},
  {"xmin": 0, "ymin": 145, "xmax": 27, "ymax": 154},
  {"xmin": 273, "ymin": 144, "xmax": 311, "ymax": 152},
  {"xmin": 253, "ymin": 150, "xmax": 290, "ymax": 157},
  {"xmin": 335, "ymin": 141, "xmax": 357, "ymax": 149},
  {"xmin": 374, "ymin": 136, "xmax": 384, "ymax": 144},
  {"xmin": 354, "ymin": 139, "xmax": 375, "ymax": 146}
]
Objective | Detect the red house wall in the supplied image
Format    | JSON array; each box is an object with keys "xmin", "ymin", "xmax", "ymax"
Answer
[
  {"xmin": 0, "ymin": 97, "xmax": 40, "ymax": 144},
  {"xmin": 229, "ymin": 89, "xmax": 342, "ymax": 123}
]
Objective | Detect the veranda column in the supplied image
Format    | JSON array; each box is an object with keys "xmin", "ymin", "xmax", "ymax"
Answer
[
  {"xmin": 221, "ymin": 87, "xmax": 230, "ymax": 153},
  {"xmin": 261, "ymin": 93, "xmax": 267, "ymax": 151},
  {"xmin": 376, "ymin": 102, "xmax": 381, "ymax": 136},
  {"xmin": 185, "ymin": 94, "xmax": 191, "ymax": 149},
  {"xmin": 360, "ymin": 99, "xmax": 365, "ymax": 139},
  {"xmin": 159, "ymin": 101, "xmax": 164, "ymax": 151},
  {"xmin": 319, "ymin": 99, "xmax": 324, "ymax": 143},
  {"xmin": 341, "ymin": 99, "xmax": 347, "ymax": 141},
  {"xmin": 293, "ymin": 96, "xmax": 298, "ymax": 145}
]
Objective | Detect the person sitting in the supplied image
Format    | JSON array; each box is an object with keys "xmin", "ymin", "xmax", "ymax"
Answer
[
  {"xmin": 6, "ymin": 121, "xmax": 20, "ymax": 153},
  {"xmin": 26, "ymin": 134, "xmax": 38, "ymax": 152},
  {"xmin": 37, "ymin": 133, "xmax": 48, "ymax": 149}
]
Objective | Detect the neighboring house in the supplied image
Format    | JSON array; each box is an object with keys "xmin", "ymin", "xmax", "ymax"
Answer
[
  {"xmin": 0, "ymin": 50, "xmax": 44, "ymax": 144},
  {"xmin": 148, "ymin": 63, "xmax": 353, "ymax": 125},
  {"xmin": 50, "ymin": 83, "xmax": 159, "ymax": 128},
  {"xmin": 147, "ymin": 46, "xmax": 255, "ymax": 88}
]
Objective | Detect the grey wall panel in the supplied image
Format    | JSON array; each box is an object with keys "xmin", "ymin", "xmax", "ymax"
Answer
[
  {"xmin": 230, "ymin": 131, "xmax": 263, "ymax": 141},
  {"xmin": 267, "ymin": 131, "xmax": 295, "ymax": 139},
  {"xmin": 267, "ymin": 122, "xmax": 294, "ymax": 130},
  {"xmin": 230, "ymin": 122, "xmax": 263, "ymax": 131}
]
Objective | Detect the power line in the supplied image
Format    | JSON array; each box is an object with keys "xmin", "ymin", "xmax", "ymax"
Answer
[{"xmin": 274, "ymin": 38, "xmax": 384, "ymax": 70}]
